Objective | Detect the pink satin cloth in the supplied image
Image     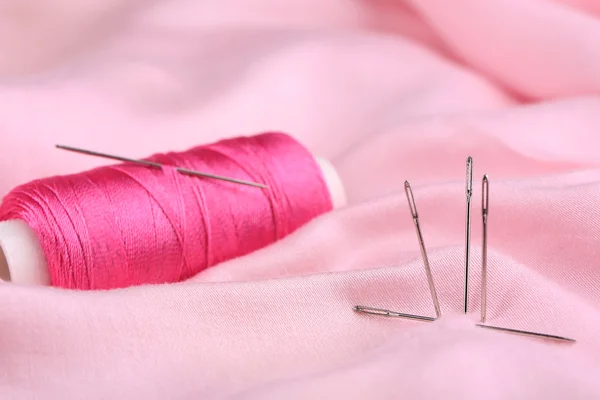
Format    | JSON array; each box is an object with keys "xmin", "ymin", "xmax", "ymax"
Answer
[{"xmin": 1, "ymin": 0, "xmax": 600, "ymax": 398}]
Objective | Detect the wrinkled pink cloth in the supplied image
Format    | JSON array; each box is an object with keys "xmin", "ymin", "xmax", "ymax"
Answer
[{"xmin": 1, "ymin": 0, "xmax": 600, "ymax": 398}]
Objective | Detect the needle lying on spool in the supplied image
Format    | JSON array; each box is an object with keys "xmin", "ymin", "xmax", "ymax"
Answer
[
  {"xmin": 354, "ymin": 180, "xmax": 440, "ymax": 321},
  {"xmin": 56, "ymin": 144, "xmax": 268, "ymax": 189},
  {"xmin": 1, "ymin": 133, "xmax": 327, "ymax": 289},
  {"xmin": 475, "ymin": 174, "xmax": 575, "ymax": 343}
]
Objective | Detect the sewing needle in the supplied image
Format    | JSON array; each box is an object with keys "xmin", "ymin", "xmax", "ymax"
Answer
[
  {"xmin": 55, "ymin": 144, "xmax": 268, "ymax": 189},
  {"xmin": 464, "ymin": 156, "xmax": 473, "ymax": 314},
  {"xmin": 354, "ymin": 306, "xmax": 435, "ymax": 322},
  {"xmin": 476, "ymin": 324, "xmax": 575, "ymax": 343},
  {"xmin": 481, "ymin": 174, "xmax": 489, "ymax": 323},
  {"xmin": 353, "ymin": 180, "xmax": 440, "ymax": 322},
  {"xmin": 476, "ymin": 174, "xmax": 575, "ymax": 343},
  {"xmin": 405, "ymin": 180, "xmax": 441, "ymax": 318}
]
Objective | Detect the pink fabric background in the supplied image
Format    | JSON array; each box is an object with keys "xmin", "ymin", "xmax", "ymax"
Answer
[{"xmin": 1, "ymin": 0, "xmax": 600, "ymax": 398}]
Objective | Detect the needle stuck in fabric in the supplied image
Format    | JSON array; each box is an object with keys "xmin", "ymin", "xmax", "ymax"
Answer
[
  {"xmin": 481, "ymin": 174, "xmax": 489, "ymax": 323},
  {"xmin": 55, "ymin": 144, "xmax": 268, "ymax": 189},
  {"xmin": 475, "ymin": 174, "xmax": 575, "ymax": 343},
  {"xmin": 353, "ymin": 180, "xmax": 440, "ymax": 322},
  {"xmin": 353, "ymin": 163, "xmax": 575, "ymax": 344},
  {"xmin": 405, "ymin": 180, "xmax": 441, "ymax": 318},
  {"xmin": 464, "ymin": 156, "xmax": 473, "ymax": 314}
]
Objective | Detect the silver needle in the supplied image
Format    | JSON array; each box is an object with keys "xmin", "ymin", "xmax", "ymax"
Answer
[
  {"xmin": 476, "ymin": 175, "xmax": 575, "ymax": 343},
  {"xmin": 481, "ymin": 175, "xmax": 489, "ymax": 323},
  {"xmin": 405, "ymin": 180, "xmax": 442, "ymax": 318},
  {"xmin": 55, "ymin": 144, "xmax": 268, "ymax": 189},
  {"xmin": 354, "ymin": 306, "xmax": 436, "ymax": 322},
  {"xmin": 476, "ymin": 324, "xmax": 575, "ymax": 343},
  {"xmin": 353, "ymin": 180, "xmax": 441, "ymax": 322},
  {"xmin": 464, "ymin": 156, "xmax": 473, "ymax": 314}
]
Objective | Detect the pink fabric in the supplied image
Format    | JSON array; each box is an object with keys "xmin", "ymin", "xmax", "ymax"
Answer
[{"xmin": 1, "ymin": 0, "xmax": 600, "ymax": 398}]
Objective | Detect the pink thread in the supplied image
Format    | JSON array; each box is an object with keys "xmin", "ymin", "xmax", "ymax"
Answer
[{"xmin": 0, "ymin": 133, "xmax": 332, "ymax": 289}]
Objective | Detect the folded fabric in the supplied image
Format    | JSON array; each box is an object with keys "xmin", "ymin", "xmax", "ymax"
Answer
[{"xmin": 1, "ymin": 0, "xmax": 600, "ymax": 398}]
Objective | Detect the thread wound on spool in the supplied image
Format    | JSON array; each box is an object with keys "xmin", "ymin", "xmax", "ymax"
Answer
[{"xmin": 0, "ymin": 132, "xmax": 332, "ymax": 289}]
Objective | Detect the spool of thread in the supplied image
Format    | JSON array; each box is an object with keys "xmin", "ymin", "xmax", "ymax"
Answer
[{"xmin": 0, "ymin": 132, "xmax": 346, "ymax": 289}]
